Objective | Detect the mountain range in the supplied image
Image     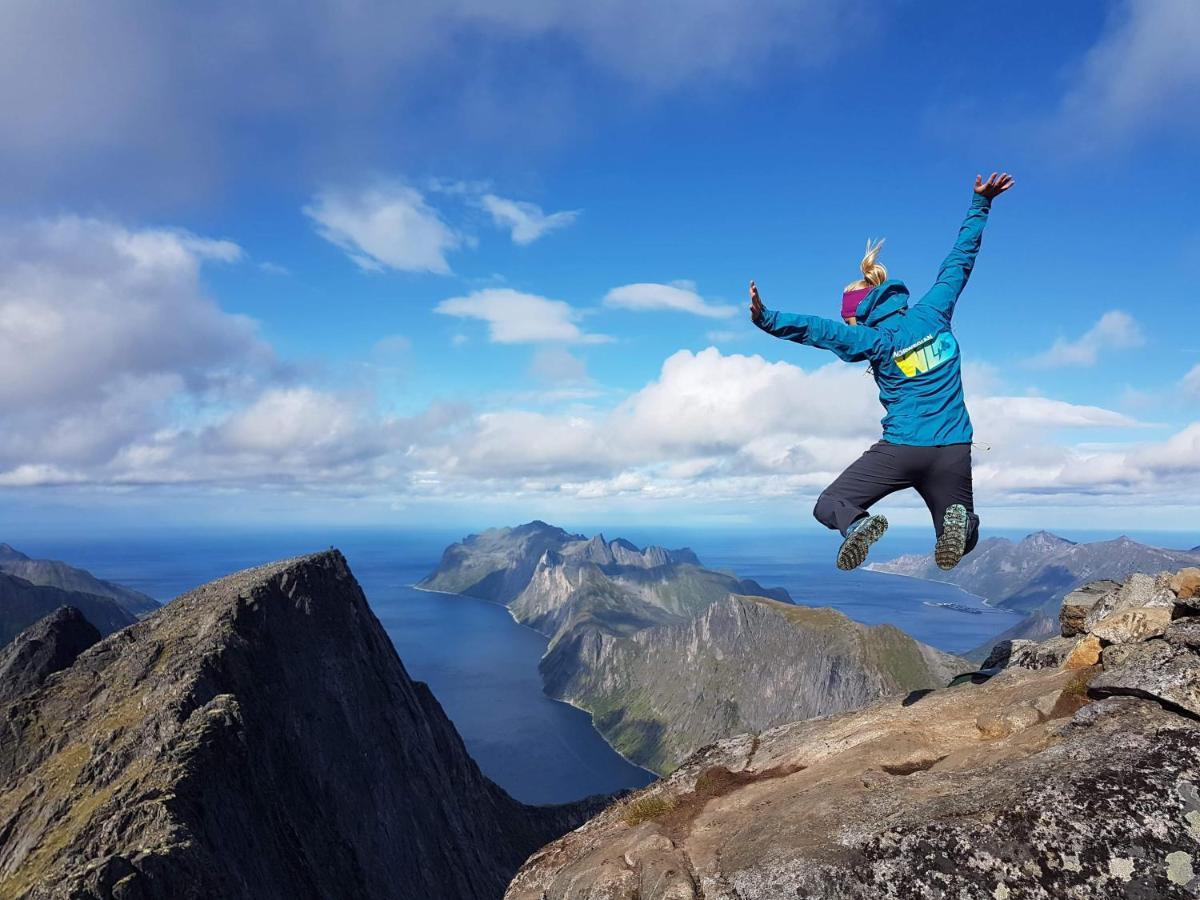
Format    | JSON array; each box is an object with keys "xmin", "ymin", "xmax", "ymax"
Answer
[
  {"xmin": 868, "ymin": 531, "xmax": 1200, "ymax": 658},
  {"xmin": 420, "ymin": 521, "xmax": 964, "ymax": 772},
  {"xmin": 0, "ymin": 543, "xmax": 159, "ymax": 648}
]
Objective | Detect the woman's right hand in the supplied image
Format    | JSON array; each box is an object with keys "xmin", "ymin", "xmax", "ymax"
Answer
[{"xmin": 749, "ymin": 280, "xmax": 764, "ymax": 323}]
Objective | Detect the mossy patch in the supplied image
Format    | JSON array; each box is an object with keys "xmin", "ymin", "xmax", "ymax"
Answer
[
  {"xmin": 1052, "ymin": 665, "xmax": 1099, "ymax": 719},
  {"xmin": 622, "ymin": 794, "xmax": 676, "ymax": 826}
]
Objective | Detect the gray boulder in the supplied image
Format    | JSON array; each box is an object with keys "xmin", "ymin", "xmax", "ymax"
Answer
[
  {"xmin": 1091, "ymin": 638, "xmax": 1200, "ymax": 718},
  {"xmin": 1082, "ymin": 573, "xmax": 1176, "ymax": 631},
  {"xmin": 1060, "ymin": 579, "xmax": 1121, "ymax": 637}
]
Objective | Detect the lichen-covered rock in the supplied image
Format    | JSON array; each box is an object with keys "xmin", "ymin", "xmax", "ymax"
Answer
[
  {"xmin": 983, "ymin": 635, "xmax": 1077, "ymax": 671},
  {"xmin": 1166, "ymin": 619, "xmax": 1200, "ymax": 651},
  {"xmin": 1091, "ymin": 606, "xmax": 1173, "ymax": 645},
  {"xmin": 507, "ymin": 665, "xmax": 1200, "ymax": 900},
  {"xmin": 1083, "ymin": 573, "xmax": 1176, "ymax": 631},
  {"xmin": 1090, "ymin": 638, "xmax": 1200, "ymax": 717},
  {"xmin": 1172, "ymin": 567, "xmax": 1200, "ymax": 606},
  {"xmin": 1060, "ymin": 580, "xmax": 1121, "ymax": 636},
  {"xmin": 1063, "ymin": 634, "xmax": 1102, "ymax": 669}
]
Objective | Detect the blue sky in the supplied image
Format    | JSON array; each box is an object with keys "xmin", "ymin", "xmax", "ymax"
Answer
[{"xmin": 1, "ymin": 0, "xmax": 1198, "ymax": 535}]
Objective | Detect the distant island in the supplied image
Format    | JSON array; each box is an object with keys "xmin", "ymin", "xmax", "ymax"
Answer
[
  {"xmin": 869, "ymin": 530, "xmax": 1200, "ymax": 659},
  {"xmin": 418, "ymin": 521, "xmax": 963, "ymax": 772}
]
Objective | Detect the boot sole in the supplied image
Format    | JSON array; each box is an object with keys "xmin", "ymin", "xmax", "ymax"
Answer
[
  {"xmin": 836, "ymin": 515, "xmax": 889, "ymax": 571},
  {"xmin": 935, "ymin": 504, "xmax": 969, "ymax": 571}
]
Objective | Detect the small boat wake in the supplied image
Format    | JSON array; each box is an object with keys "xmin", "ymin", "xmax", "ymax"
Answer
[{"xmin": 922, "ymin": 601, "xmax": 984, "ymax": 615}]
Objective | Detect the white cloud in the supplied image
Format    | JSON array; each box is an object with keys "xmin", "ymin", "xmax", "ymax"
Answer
[
  {"xmin": 1058, "ymin": 0, "xmax": 1200, "ymax": 145},
  {"xmin": 435, "ymin": 288, "xmax": 610, "ymax": 344},
  {"xmin": 529, "ymin": 347, "xmax": 588, "ymax": 383},
  {"xmin": 1183, "ymin": 363, "xmax": 1200, "ymax": 399},
  {"xmin": 0, "ymin": 2, "xmax": 865, "ymax": 204},
  {"xmin": 604, "ymin": 282, "xmax": 737, "ymax": 318},
  {"xmin": 480, "ymin": 194, "xmax": 579, "ymax": 244},
  {"xmin": 1025, "ymin": 310, "xmax": 1144, "ymax": 368},
  {"xmin": 0, "ymin": 216, "xmax": 261, "ymax": 419},
  {"xmin": 970, "ymin": 396, "xmax": 1140, "ymax": 430},
  {"xmin": 304, "ymin": 183, "xmax": 460, "ymax": 274}
]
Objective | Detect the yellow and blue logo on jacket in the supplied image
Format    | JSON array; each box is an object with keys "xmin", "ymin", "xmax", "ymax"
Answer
[{"xmin": 893, "ymin": 332, "xmax": 958, "ymax": 378}]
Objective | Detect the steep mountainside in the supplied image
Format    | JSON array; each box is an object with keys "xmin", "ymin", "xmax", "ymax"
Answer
[
  {"xmin": 0, "ymin": 543, "xmax": 158, "ymax": 617},
  {"xmin": 870, "ymin": 531, "xmax": 1200, "ymax": 658},
  {"xmin": 421, "ymin": 521, "xmax": 962, "ymax": 777},
  {"xmin": 0, "ymin": 572, "xmax": 138, "ymax": 648},
  {"xmin": 508, "ymin": 568, "xmax": 1200, "ymax": 899},
  {"xmin": 0, "ymin": 551, "xmax": 602, "ymax": 899},
  {"xmin": 0, "ymin": 607, "xmax": 101, "ymax": 707},
  {"xmin": 540, "ymin": 594, "xmax": 964, "ymax": 773}
]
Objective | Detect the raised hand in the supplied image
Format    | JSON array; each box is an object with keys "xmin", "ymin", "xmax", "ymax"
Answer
[
  {"xmin": 974, "ymin": 172, "xmax": 1015, "ymax": 199},
  {"xmin": 749, "ymin": 280, "xmax": 764, "ymax": 323}
]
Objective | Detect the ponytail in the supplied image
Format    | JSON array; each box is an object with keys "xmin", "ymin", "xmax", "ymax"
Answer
[{"xmin": 843, "ymin": 238, "xmax": 887, "ymax": 292}]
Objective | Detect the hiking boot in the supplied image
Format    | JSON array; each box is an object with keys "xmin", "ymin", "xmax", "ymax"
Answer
[
  {"xmin": 935, "ymin": 504, "xmax": 969, "ymax": 570},
  {"xmin": 836, "ymin": 514, "xmax": 889, "ymax": 571}
]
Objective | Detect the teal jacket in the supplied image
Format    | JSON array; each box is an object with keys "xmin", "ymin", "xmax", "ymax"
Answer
[{"xmin": 754, "ymin": 191, "xmax": 992, "ymax": 446}]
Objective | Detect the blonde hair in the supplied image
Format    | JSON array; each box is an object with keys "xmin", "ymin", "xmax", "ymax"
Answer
[{"xmin": 843, "ymin": 238, "xmax": 887, "ymax": 292}]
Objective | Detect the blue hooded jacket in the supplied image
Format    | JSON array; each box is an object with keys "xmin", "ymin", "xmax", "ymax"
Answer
[{"xmin": 754, "ymin": 191, "xmax": 992, "ymax": 446}]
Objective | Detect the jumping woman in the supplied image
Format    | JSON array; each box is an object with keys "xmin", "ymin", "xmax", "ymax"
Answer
[{"xmin": 750, "ymin": 172, "xmax": 1015, "ymax": 571}]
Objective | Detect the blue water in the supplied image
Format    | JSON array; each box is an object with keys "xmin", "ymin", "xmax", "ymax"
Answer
[{"xmin": 10, "ymin": 526, "xmax": 1024, "ymax": 803}]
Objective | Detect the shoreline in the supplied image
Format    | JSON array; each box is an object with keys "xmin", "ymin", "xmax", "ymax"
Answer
[
  {"xmin": 409, "ymin": 583, "xmax": 660, "ymax": 780},
  {"xmin": 861, "ymin": 566, "xmax": 997, "ymax": 608}
]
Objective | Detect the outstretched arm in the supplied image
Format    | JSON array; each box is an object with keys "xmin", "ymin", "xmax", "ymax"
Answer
[
  {"xmin": 749, "ymin": 281, "xmax": 880, "ymax": 362},
  {"xmin": 919, "ymin": 172, "xmax": 1014, "ymax": 322}
]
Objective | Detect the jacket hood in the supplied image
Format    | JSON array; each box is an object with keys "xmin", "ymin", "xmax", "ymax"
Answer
[{"xmin": 855, "ymin": 279, "xmax": 910, "ymax": 327}]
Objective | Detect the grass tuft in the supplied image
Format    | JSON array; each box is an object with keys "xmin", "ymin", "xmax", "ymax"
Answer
[{"xmin": 621, "ymin": 794, "xmax": 676, "ymax": 826}]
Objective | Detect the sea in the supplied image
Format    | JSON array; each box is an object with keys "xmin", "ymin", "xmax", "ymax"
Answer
[{"xmin": 13, "ymin": 525, "xmax": 1186, "ymax": 805}]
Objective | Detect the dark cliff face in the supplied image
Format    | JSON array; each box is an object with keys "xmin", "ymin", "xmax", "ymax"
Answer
[
  {"xmin": 0, "ymin": 572, "xmax": 137, "ymax": 648},
  {"xmin": 0, "ymin": 607, "xmax": 102, "ymax": 707},
  {"xmin": 0, "ymin": 551, "xmax": 600, "ymax": 900}
]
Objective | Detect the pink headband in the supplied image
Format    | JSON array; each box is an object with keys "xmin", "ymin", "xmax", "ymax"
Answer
[{"xmin": 841, "ymin": 286, "xmax": 873, "ymax": 320}]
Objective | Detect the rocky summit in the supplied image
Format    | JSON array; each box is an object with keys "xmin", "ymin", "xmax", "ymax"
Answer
[
  {"xmin": 0, "ymin": 607, "xmax": 102, "ymax": 707},
  {"xmin": 506, "ymin": 567, "xmax": 1200, "ymax": 899},
  {"xmin": 0, "ymin": 551, "xmax": 603, "ymax": 900}
]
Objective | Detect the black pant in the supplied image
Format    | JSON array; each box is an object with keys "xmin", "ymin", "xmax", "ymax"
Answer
[{"xmin": 813, "ymin": 440, "xmax": 980, "ymax": 555}]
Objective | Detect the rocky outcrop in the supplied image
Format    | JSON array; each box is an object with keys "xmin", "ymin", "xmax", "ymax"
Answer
[
  {"xmin": 0, "ymin": 551, "xmax": 603, "ymax": 899},
  {"xmin": 0, "ymin": 608, "xmax": 101, "ymax": 707},
  {"xmin": 541, "ymin": 594, "xmax": 965, "ymax": 773},
  {"xmin": 0, "ymin": 544, "xmax": 158, "ymax": 618},
  {"xmin": 506, "ymin": 568, "xmax": 1200, "ymax": 899},
  {"xmin": 0, "ymin": 572, "xmax": 138, "ymax": 649}
]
